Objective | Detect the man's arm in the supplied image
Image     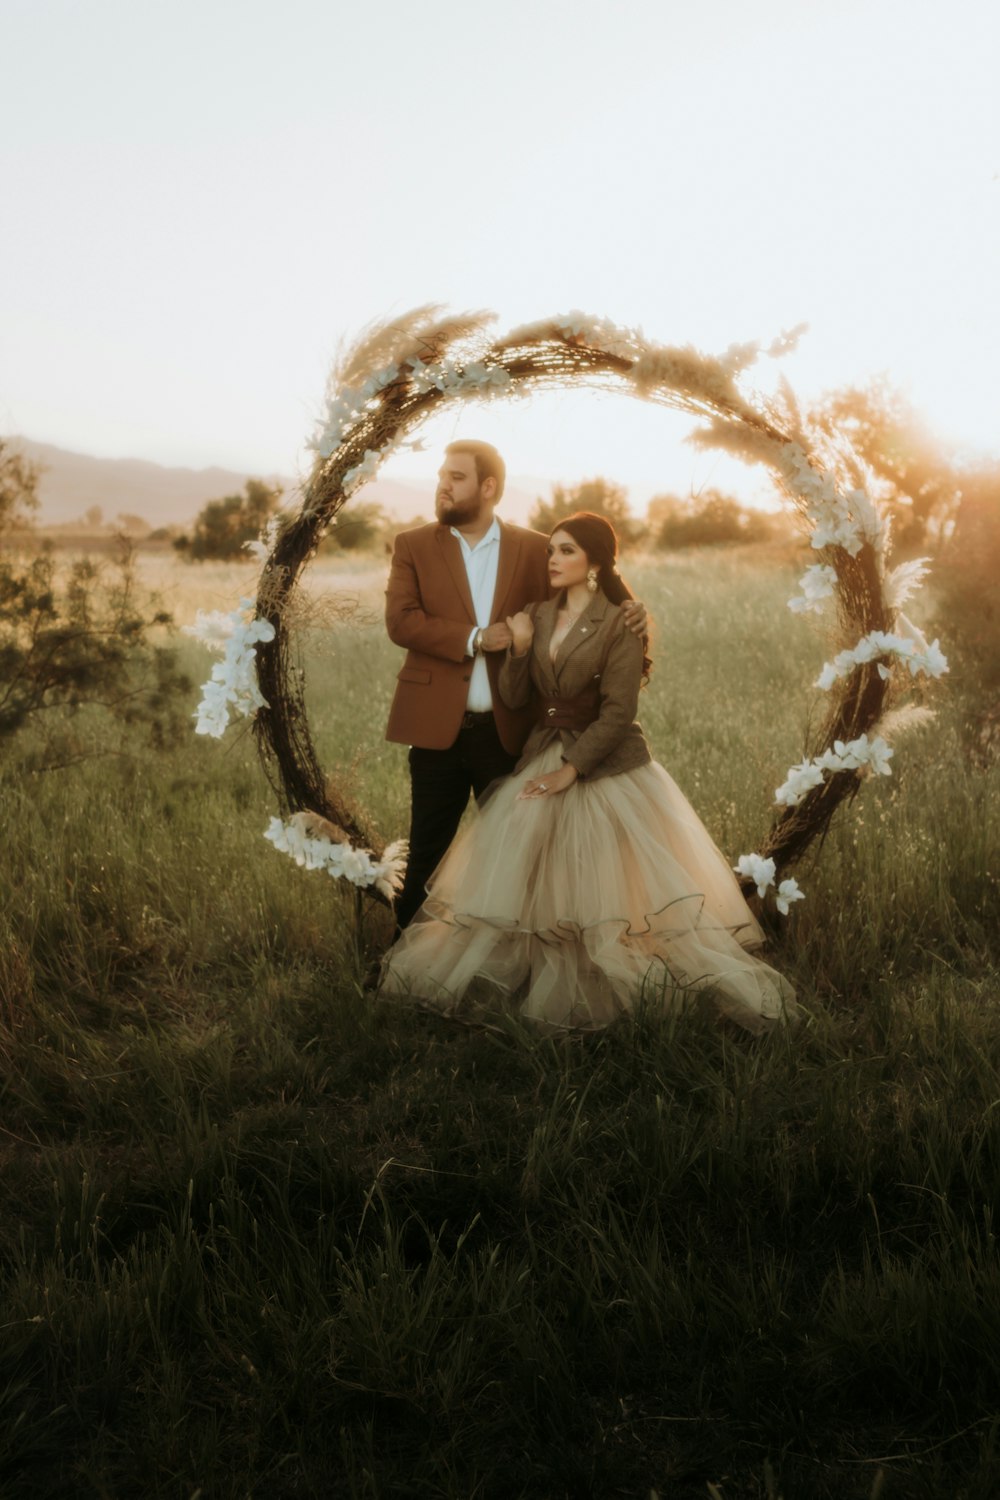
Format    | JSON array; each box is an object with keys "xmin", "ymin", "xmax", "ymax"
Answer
[
  {"xmin": 497, "ymin": 606, "xmax": 535, "ymax": 708},
  {"xmin": 385, "ymin": 533, "xmax": 476, "ymax": 664}
]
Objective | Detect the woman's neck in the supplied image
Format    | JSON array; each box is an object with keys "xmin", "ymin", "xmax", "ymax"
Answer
[{"xmin": 563, "ymin": 583, "xmax": 591, "ymax": 617}]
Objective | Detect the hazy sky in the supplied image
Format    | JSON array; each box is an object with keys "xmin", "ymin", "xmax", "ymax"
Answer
[{"xmin": 2, "ymin": 0, "xmax": 998, "ymax": 510}]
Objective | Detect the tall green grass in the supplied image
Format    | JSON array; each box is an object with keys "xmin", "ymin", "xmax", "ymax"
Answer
[{"xmin": 1, "ymin": 548, "xmax": 997, "ymax": 1498}]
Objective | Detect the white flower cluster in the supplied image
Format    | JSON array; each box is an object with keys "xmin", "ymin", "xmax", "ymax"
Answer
[
  {"xmin": 734, "ymin": 854, "xmax": 804, "ymax": 915},
  {"xmin": 788, "ymin": 564, "xmax": 837, "ymax": 614},
  {"xmin": 555, "ymin": 310, "xmax": 605, "ymax": 341},
  {"xmin": 185, "ymin": 599, "xmax": 275, "ymax": 738},
  {"xmin": 815, "ymin": 630, "xmax": 948, "ymax": 691},
  {"xmin": 775, "ymin": 732, "xmax": 894, "ymax": 807},
  {"xmin": 553, "ymin": 310, "xmax": 643, "ymax": 359},
  {"xmin": 342, "ymin": 448, "xmax": 384, "ymax": 496},
  {"xmin": 406, "ymin": 357, "xmax": 511, "ymax": 396},
  {"xmin": 777, "ymin": 443, "xmax": 885, "ymax": 557},
  {"xmin": 264, "ymin": 815, "xmax": 407, "ymax": 900},
  {"xmin": 309, "ymin": 365, "xmax": 401, "ymax": 459},
  {"xmin": 244, "ymin": 513, "xmax": 284, "ymax": 565}
]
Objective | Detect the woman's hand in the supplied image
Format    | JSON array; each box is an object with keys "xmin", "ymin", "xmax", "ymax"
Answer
[
  {"xmin": 517, "ymin": 761, "xmax": 579, "ymax": 800},
  {"xmin": 506, "ymin": 611, "xmax": 534, "ymax": 657}
]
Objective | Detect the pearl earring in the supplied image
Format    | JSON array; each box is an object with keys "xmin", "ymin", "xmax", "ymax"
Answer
[{"xmin": 586, "ymin": 567, "xmax": 599, "ymax": 594}]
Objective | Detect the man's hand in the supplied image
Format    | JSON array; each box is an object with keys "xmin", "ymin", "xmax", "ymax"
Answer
[
  {"xmin": 621, "ymin": 599, "xmax": 648, "ymax": 637},
  {"xmin": 517, "ymin": 761, "xmax": 579, "ymax": 800},
  {"xmin": 506, "ymin": 612, "xmax": 534, "ymax": 657},
  {"xmin": 480, "ymin": 622, "xmax": 513, "ymax": 652}
]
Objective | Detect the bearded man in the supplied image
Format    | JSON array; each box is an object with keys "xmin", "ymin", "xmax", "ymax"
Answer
[{"xmin": 384, "ymin": 440, "xmax": 645, "ymax": 932}]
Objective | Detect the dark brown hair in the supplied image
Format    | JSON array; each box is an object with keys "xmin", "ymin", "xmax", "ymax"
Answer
[
  {"xmin": 552, "ymin": 511, "xmax": 652, "ymax": 682},
  {"xmin": 444, "ymin": 440, "xmax": 506, "ymax": 500}
]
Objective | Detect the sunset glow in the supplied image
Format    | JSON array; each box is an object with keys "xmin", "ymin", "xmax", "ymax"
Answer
[{"xmin": 2, "ymin": 0, "xmax": 997, "ymax": 512}]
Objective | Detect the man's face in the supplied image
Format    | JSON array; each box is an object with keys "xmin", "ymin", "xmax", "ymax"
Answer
[{"xmin": 436, "ymin": 453, "xmax": 489, "ymax": 526}]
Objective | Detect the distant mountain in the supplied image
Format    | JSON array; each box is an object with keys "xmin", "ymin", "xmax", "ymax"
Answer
[
  {"xmin": 13, "ymin": 438, "xmax": 542, "ymax": 529},
  {"xmin": 13, "ymin": 438, "xmax": 291, "ymax": 528}
]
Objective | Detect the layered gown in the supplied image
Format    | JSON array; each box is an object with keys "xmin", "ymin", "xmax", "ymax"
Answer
[{"xmin": 378, "ymin": 593, "xmax": 796, "ymax": 1033}]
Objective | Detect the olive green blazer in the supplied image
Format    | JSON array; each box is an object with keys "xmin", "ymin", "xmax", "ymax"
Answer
[{"xmin": 498, "ymin": 591, "xmax": 651, "ymax": 782}]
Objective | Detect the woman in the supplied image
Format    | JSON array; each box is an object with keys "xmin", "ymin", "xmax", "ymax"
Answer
[{"xmin": 378, "ymin": 513, "xmax": 795, "ymax": 1033}]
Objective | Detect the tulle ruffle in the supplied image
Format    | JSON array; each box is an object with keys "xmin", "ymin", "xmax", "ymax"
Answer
[{"xmin": 379, "ymin": 745, "xmax": 796, "ymax": 1033}]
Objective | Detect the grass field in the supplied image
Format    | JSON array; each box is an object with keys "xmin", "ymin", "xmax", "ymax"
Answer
[{"xmin": 1, "ymin": 546, "xmax": 997, "ymax": 1498}]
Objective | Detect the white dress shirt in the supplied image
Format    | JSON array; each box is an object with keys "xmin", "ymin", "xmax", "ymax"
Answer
[{"xmin": 451, "ymin": 518, "xmax": 500, "ymax": 711}]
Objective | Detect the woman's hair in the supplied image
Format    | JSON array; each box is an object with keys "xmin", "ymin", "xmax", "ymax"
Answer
[{"xmin": 552, "ymin": 511, "xmax": 652, "ymax": 682}]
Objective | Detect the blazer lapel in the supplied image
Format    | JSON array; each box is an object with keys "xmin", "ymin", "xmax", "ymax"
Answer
[
  {"xmin": 491, "ymin": 520, "xmax": 521, "ymax": 623},
  {"xmin": 553, "ymin": 592, "xmax": 610, "ymax": 677},
  {"xmin": 532, "ymin": 598, "xmax": 560, "ymax": 693},
  {"xmin": 435, "ymin": 526, "xmax": 476, "ymax": 626}
]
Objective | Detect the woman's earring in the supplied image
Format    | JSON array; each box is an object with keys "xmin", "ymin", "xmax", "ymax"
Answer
[{"xmin": 586, "ymin": 567, "xmax": 599, "ymax": 594}]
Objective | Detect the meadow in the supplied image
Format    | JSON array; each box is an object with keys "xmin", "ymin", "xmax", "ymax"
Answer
[{"xmin": 1, "ymin": 545, "xmax": 997, "ymax": 1499}]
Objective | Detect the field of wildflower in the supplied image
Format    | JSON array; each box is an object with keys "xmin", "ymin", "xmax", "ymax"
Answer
[{"xmin": 1, "ymin": 545, "xmax": 997, "ymax": 1499}]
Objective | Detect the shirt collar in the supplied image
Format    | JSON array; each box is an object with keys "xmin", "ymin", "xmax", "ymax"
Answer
[{"xmin": 450, "ymin": 516, "xmax": 500, "ymax": 554}]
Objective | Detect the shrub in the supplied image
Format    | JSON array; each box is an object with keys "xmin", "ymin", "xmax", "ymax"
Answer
[
  {"xmin": 529, "ymin": 477, "xmax": 645, "ymax": 545},
  {"xmin": 175, "ymin": 479, "xmax": 282, "ymax": 561},
  {"xmin": 0, "ymin": 439, "xmax": 191, "ymax": 758},
  {"xmin": 933, "ymin": 466, "xmax": 1000, "ymax": 702},
  {"xmin": 653, "ymin": 490, "xmax": 777, "ymax": 548}
]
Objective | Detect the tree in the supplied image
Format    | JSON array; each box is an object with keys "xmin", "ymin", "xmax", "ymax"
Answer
[
  {"xmin": 934, "ymin": 461, "xmax": 1000, "ymax": 706},
  {"xmin": 320, "ymin": 501, "xmax": 388, "ymax": 552},
  {"xmin": 652, "ymin": 489, "xmax": 776, "ymax": 548},
  {"xmin": 810, "ymin": 379, "xmax": 961, "ymax": 550},
  {"xmin": 0, "ymin": 443, "xmax": 40, "ymax": 534},
  {"xmin": 645, "ymin": 493, "xmax": 686, "ymax": 534},
  {"xmin": 114, "ymin": 512, "xmax": 152, "ymax": 538},
  {"xmin": 804, "ymin": 381, "xmax": 1000, "ymax": 712},
  {"xmin": 529, "ymin": 477, "xmax": 645, "ymax": 545},
  {"xmin": 0, "ymin": 439, "xmax": 190, "ymax": 759},
  {"xmin": 175, "ymin": 479, "xmax": 282, "ymax": 561}
]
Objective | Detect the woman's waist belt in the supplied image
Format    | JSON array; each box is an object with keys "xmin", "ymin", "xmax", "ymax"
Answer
[{"xmin": 536, "ymin": 683, "xmax": 600, "ymax": 731}]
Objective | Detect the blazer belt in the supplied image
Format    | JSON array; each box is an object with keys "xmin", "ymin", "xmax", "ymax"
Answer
[{"xmin": 536, "ymin": 684, "xmax": 600, "ymax": 731}]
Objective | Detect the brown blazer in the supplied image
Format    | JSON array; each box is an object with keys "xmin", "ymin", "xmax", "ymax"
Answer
[
  {"xmin": 384, "ymin": 519, "xmax": 550, "ymax": 752},
  {"xmin": 499, "ymin": 591, "xmax": 652, "ymax": 782}
]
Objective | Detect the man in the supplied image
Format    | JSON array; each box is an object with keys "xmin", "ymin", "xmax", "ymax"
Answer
[{"xmin": 385, "ymin": 440, "xmax": 645, "ymax": 931}]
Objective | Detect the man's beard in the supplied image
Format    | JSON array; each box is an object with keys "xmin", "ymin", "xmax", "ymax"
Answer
[{"xmin": 436, "ymin": 492, "xmax": 483, "ymax": 526}]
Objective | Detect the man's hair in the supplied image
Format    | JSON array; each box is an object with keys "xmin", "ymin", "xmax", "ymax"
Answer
[{"xmin": 444, "ymin": 440, "xmax": 506, "ymax": 500}]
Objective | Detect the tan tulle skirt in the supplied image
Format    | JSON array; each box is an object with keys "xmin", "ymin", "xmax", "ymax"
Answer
[{"xmin": 378, "ymin": 744, "xmax": 796, "ymax": 1033}]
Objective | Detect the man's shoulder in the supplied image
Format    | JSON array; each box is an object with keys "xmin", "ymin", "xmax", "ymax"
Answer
[
  {"xmin": 390, "ymin": 518, "xmax": 548, "ymax": 562},
  {"xmin": 391, "ymin": 522, "xmax": 444, "ymax": 552}
]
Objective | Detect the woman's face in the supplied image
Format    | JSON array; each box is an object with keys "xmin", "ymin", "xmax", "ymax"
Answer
[{"xmin": 547, "ymin": 529, "xmax": 591, "ymax": 591}]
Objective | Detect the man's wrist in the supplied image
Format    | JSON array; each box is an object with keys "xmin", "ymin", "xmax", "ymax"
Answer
[{"xmin": 473, "ymin": 627, "xmax": 485, "ymax": 656}]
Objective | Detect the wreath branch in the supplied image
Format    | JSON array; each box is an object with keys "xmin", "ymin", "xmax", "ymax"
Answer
[{"xmin": 184, "ymin": 308, "xmax": 947, "ymax": 915}]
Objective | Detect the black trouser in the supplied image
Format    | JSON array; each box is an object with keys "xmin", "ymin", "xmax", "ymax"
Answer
[{"xmin": 395, "ymin": 713, "xmax": 517, "ymax": 934}]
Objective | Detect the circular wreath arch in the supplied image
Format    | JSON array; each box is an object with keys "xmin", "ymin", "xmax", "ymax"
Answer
[{"xmin": 247, "ymin": 307, "xmax": 945, "ymax": 906}]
